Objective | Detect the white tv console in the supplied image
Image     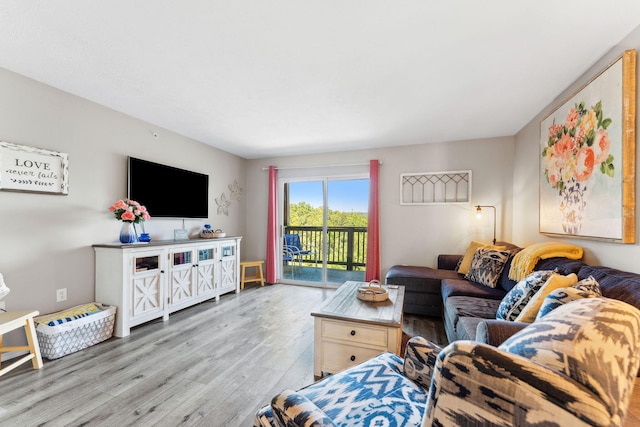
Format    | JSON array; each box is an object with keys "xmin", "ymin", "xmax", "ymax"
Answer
[{"xmin": 93, "ymin": 236, "xmax": 242, "ymax": 337}]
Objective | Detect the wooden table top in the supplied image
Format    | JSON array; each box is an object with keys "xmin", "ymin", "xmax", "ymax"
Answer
[
  {"xmin": 0, "ymin": 310, "xmax": 40, "ymax": 334},
  {"xmin": 311, "ymin": 281, "xmax": 405, "ymax": 327}
]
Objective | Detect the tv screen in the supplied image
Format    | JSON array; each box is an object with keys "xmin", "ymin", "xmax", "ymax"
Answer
[{"xmin": 128, "ymin": 157, "xmax": 209, "ymax": 218}]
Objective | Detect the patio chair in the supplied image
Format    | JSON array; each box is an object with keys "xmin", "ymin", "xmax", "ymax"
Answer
[
  {"xmin": 282, "ymin": 245, "xmax": 297, "ymax": 278},
  {"xmin": 284, "ymin": 234, "xmax": 318, "ymax": 267}
]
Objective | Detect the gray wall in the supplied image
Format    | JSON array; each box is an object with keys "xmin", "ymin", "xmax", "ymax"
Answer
[
  {"xmin": 0, "ymin": 68, "xmax": 247, "ymax": 318},
  {"xmin": 245, "ymin": 136, "xmax": 515, "ymax": 277},
  {"xmin": 513, "ymin": 25, "xmax": 640, "ymax": 272}
]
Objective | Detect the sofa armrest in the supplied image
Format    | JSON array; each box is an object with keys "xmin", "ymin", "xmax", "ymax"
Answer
[
  {"xmin": 270, "ymin": 389, "xmax": 337, "ymax": 427},
  {"xmin": 475, "ymin": 319, "xmax": 529, "ymax": 346},
  {"xmin": 424, "ymin": 341, "xmax": 610, "ymax": 426},
  {"xmin": 437, "ymin": 254, "xmax": 462, "ymax": 270},
  {"xmin": 403, "ymin": 336, "xmax": 442, "ymax": 389}
]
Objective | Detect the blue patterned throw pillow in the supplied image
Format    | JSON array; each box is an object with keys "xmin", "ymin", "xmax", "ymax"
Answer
[
  {"xmin": 535, "ymin": 276, "xmax": 602, "ymax": 320},
  {"xmin": 496, "ymin": 270, "xmax": 554, "ymax": 320},
  {"xmin": 464, "ymin": 248, "xmax": 511, "ymax": 288}
]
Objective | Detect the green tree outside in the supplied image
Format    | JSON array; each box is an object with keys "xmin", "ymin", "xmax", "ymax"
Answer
[{"xmin": 288, "ymin": 202, "xmax": 368, "ymax": 270}]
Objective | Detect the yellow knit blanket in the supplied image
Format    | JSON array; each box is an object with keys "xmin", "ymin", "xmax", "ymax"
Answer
[{"xmin": 508, "ymin": 242, "xmax": 583, "ymax": 281}]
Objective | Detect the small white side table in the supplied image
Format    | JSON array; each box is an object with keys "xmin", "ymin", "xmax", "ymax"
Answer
[{"xmin": 0, "ymin": 310, "xmax": 43, "ymax": 377}]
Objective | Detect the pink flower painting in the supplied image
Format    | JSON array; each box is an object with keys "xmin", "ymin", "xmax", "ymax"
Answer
[
  {"xmin": 541, "ymin": 100, "xmax": 615, "ymax": 236},
  {"xmin": 542, "ymin": 100, "xmax": 614, "ymax": 193},
  {"xmin": 539, "ymin": 50, "xmax": 634, "ymax": 243}
]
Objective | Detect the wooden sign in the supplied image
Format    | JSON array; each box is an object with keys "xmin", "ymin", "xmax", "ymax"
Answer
[{"xmin": 0, "ymin": 141, "xmax": 69, "ymax": 195}]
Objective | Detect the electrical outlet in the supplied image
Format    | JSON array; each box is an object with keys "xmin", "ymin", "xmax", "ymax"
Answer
[{"xmin": 56, "ymin": 288, "xmax": 67, "ymax": 302}]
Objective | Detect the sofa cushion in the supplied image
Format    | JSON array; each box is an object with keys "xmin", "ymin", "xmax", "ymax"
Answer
[
  {"xmin": 514, "ymin": 273, "xmax": 578, "ymax": 323},
  {"xmin": 386, "ymin": 265, "xmax": 460, "ymax": 282},
  {"xmin": 437, "ymin": 254, "xmax": 463, "ymax": 270},
  {"xmin": 475, "ymin": 319, "xmax": 529, "ymax": 346},
  {"xmin": 464, "ymin": 248, "xmax": 511, "ymax": 288},
  {"xmin": 385, "ymin": 265, "xmax": 458, "ymax": 317},
  {"xmin": 499, "ymin": 298, "xmax": 640, "ymax": 424},
  {"xmin": 292, "ymin": 352, "xmax": 427, "ymax": 425},
  {"xmin": 457, "ymin": 241, "xmax": 507, "ymax": 275},
  {"xmin": 496, "ymin": 255, "xmax": 518, "ymax": 292},
  {"xmin": 496, "ymin": 270, "xmax": 555, "ymax": 321},
  {"xmin": 534, "ymin": 257, "xmax": 587, "ymax": 276},
  {"xmin": 441, "ymin": 278, "xmax": 507, "ymax": 302},
  {"xmin": 456, "ymin": 316, "xmax": 488, "ymax": 341},
  {"xmin": 578, "ymin": 265, "xmax": 640, "ymax": 311},
  {"xmin": 444, "ymin": 296, "xmax": 502, "ymax": 341}
]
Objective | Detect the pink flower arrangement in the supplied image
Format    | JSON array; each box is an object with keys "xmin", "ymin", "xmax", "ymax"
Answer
[
  {"xmin": 542, "ymin": 101, "xmax": 614, "ymax": 193},
  {"xmin": 109, "ymin": 199, "xmax": 150, "ymax": 223}
]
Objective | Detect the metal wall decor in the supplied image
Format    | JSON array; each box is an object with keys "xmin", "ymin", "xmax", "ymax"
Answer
[
  {"xmin": 216, "ymin": 179, "xmax": 243, "ymax": 215},
  {"xmin": 400, "ymin": 170, "xmax": 471, "ymax": 205}
]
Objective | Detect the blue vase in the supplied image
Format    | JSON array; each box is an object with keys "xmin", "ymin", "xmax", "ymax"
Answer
[{"xmin": 119, "ymin": 222, "xmax": 138, "ymax": 244}]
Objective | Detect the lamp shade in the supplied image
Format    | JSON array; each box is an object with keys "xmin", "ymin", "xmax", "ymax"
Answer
[{"xmin": 0, "ymin": 272, "xmax": 10, "ymax": 300}]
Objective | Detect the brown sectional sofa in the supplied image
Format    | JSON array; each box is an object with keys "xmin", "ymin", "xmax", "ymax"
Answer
[{"xmin": 385, "ymin": 244, "xmax": 640, "ymax": 343}]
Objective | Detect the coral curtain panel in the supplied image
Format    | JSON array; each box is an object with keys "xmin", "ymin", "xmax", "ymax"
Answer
[
  {"xmin": 365, "ymin": 160, "xmax": 381, "ymax": 281},
  {"xmin": 265, "ymin": 166, "xmax": 278, "ymax": 284}
]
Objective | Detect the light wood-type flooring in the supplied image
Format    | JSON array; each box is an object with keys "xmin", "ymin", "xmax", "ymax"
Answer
[{"xmin": 0, "ymin": 283, "xmax": 637, "ymax": 426}]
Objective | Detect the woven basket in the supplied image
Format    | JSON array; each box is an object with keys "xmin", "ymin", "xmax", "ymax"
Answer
[
  {"xmin": 35, "ymin": 303, "xmax": 116, "ymax": 359},
  {"xmin": 200, "ymin": 229, "xmax": 226, "ymax": 239},
  {"xmin": 356, "ymin": 280, "xmax": 389, "ymax": 302}
]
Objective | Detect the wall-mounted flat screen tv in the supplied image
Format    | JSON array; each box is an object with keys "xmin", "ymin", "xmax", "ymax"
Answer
[{"xmin": 128, "ymin": 157, "xmax": 209, "ymax": 218}]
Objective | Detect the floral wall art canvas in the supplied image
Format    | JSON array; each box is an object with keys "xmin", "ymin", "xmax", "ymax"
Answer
[{"xmin": 539, "ymin": 50, "xmax": 636, "ymax": 243}]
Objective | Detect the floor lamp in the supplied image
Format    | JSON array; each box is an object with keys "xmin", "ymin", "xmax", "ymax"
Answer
[{"xmin": 475, "ymin": 205, "xmax": 497, "ymax": 245}]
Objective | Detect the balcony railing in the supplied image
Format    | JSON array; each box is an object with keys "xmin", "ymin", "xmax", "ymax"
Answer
[{"xmin": 284, "ymin": 226, "xmax": 367, "ymax": 271}]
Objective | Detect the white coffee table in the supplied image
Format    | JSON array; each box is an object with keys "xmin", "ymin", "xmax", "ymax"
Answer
[{"xmin": 311, "ymin": 281, "xmax": 405, "ymax": 378}]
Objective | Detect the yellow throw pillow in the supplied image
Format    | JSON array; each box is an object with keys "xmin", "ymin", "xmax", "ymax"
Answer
[
  {"xmin": 457, "ymin": 241, "xmax": 507, "ymax": 275},
  {"xmin": 515, "ymin": 273, "xmax": 578, "ymax": 323}
]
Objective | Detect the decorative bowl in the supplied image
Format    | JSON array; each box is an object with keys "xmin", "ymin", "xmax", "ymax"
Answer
[{"xmin": 356, "ymin": 280, "xmax": 389, "ymax": 302}]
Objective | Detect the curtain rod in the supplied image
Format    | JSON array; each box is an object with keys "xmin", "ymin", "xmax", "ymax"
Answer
[{"xmin": 261, "ymin": 161, "xmax": 381, "ymax": 171}]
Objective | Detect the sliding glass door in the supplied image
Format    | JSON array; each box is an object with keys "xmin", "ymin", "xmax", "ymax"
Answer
[{"xmin": 280, "ymin": 177, "xmax": 368, "ymax": 286}]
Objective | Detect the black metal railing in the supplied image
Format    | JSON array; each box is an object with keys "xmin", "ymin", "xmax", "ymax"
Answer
[{"xmin": 284, "ymin": 226, "xmax": 367, "ymax": 270}]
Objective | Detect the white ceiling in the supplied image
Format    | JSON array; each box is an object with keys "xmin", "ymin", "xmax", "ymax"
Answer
[{"xmin": 1, "ymin": 2, "xmax": 639, "ymax": 159}]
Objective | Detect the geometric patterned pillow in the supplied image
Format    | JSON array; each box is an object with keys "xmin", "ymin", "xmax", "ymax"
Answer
[
  {"xmin": 464, "ymin": 248, "xmax": 511, "ymax": 288},
  {"xmin": 456, "ymin": 241, "xmax": 507, "ymax": 274},
  {"xmin": 535, "ymin": 286, "xmax": 600, "ymax": 320},
  {"xmin": 573, "ymin": 275, "xmax": 602, "ymax": 296},
  {"xmin": 496, "ymin": 270, "xmax": 555, "ymax": 320}
]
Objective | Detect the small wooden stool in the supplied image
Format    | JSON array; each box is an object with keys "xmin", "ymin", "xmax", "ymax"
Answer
[
  {"xmin": 0, "ymin": 310, "xmax": 43, "ymax": 377},
  {"xmin": 240, "ymin": 261, "xmax": 265, "ymax": 289}
]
